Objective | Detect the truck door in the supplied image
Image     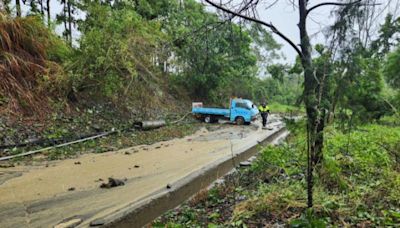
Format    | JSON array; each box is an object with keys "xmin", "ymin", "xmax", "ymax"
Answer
[{"xmin": 231, "ymin": 101, "xmax": 250, "ymax": 122}]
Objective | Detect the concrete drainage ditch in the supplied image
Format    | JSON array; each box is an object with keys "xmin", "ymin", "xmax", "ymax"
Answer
[{"xmin": 98, "ymin": 125, "xmax": 289, "ymax": 228}]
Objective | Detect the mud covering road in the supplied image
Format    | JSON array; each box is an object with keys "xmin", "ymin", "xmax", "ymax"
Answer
[{"xmin": 0, "ymin": 115, "xmax": 284, "ymax": 228}]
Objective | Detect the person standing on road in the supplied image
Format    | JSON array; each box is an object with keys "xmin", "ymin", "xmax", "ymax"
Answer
[{"xmin": 258, "ymin": 101, "xmax": 270, "ymax": 128}]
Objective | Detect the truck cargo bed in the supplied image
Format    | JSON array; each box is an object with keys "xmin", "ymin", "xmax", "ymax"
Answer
[{"xmin": 192, "ymin": 107, "xmax": 230, "ymax": 117}]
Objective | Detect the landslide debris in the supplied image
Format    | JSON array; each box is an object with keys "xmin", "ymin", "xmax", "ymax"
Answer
[{"xmin": 99, "ymin": 177, "xmax": 126, "ymax": 189}]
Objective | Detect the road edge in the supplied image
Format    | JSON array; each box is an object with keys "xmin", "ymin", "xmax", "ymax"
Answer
[{"xmin": 91, "ymin": 125, "xmax": 287, "ymax": 228}]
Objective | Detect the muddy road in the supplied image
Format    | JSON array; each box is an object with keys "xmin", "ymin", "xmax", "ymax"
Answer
[{"xmin": 0, "ymin": 116, "xmax": 285, "ymax": 227}]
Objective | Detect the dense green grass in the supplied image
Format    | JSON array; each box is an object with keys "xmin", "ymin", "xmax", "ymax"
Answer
[
  {"xmin": 269, "ymin": 102, "xmax": 305, "ymax": 114},
  {"xmin": 155, "ymin": 117, "xmax": 400, "ymax": 227},
  {"xmin": 235, "ymin": 121, "xmax": 400, "ymax": 226}
]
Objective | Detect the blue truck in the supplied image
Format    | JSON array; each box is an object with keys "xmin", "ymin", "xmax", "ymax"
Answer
[{"xmin": 192, "ymin": 98, "xmax": 259, "ymax": 125}]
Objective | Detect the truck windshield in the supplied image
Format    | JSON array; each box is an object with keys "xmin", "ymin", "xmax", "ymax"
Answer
[
  {"xmin": 236, "ymin": 101, "xmax": 252, "ymax": 110},
  {"xmin": 245, "ymin": 101, "xmax": 254, "ymax": 109}
]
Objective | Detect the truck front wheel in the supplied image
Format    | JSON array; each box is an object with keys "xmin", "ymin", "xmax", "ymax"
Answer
[{"xmin": 235, "ymin": 116, "xmax": 245, "ymax": 125}]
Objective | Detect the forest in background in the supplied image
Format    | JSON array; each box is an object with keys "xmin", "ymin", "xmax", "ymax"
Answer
[
  {"xmin": 0, "ymin": 0, "xmax": 304, "ymax": 122},
  {"xmin": 1, "ymin": 0, "xmax": 399, "ymax": 124},
  {"xmin": 2, "ymin": 0, "xmax": 398, "ymax": 123}
]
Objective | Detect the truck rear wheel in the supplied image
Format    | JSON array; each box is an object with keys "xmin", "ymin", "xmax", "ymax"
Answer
[
  {"xmin": 236, "ymin": 116, "xmax": 245, "ymax": 125},
  {"xmin": 204, "ymin": 115, "xmax": 212, "ymax": 123}
]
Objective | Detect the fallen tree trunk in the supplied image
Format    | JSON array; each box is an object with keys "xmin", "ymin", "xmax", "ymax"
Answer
[{"xmin": 134, "ymin": 120, "xmax": 166, "ymax": 130}]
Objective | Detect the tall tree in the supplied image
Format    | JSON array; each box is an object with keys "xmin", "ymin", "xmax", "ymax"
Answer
[
  {"xmin": 28, "ymin": 0, "xmax": 44, "ymax": 15},
  {"xmin": 57, "ymin": 0, "xmax": 75, "ymax": 45},
  {"xmin": 46, "ymin": 0, "xmax": 50, "ymax": 26},
  {"xmin": 66, "ymin": 0, "xmax": 72, "ymax": 45},
  {"xmin": 204, "ymin": 0, "xmax": 378, "ymax": 208},
  {"xmin": 327, "ymin": 3, "xmax": 398, "ymax": 122},
  {"xmin": 15, "ymin": 0, "xmax": 21, "ymax": 16}
]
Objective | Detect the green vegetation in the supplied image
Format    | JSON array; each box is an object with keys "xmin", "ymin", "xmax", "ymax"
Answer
[
  {"xmin": 155, "ymin": 118, "xmax": 400, "ymax": 226},
  {"xmin": 1, "ymin": 1, "xmax": 400, "ymax": 226},
  {"xmin": 0, "ymin": 0, "xmax": 302, "ymax": 161},
  {"xmin": 268, "ymin": 102, "xmax": 304, "ymax": 114},
  {"xmin": 1, "ymin": 0, "xmax": 293, "ymax": 119}
]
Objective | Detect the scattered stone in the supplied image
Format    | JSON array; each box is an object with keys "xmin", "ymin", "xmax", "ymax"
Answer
[
  {"xmin": 33, "ymin": 123, "xmax": 44, "ymax": 128},
  {"xmin": 166, "ymin": 184, "xmax": 171, "ymax": 189},
  {"xmin": 248, "ymin": 156, "xmax": 257, "ymax": 162},
  {"xmin": 236, "ymin": 195, "xmax": 246, "ymax": 201},
  {"xmin": 54, "ymin": 218, "xmax": 82, "ymax": 228},
  {"xmin": 25, "ymin": 137, "xmax": 39, "ymax": 144},
  {"xmin": 68, "ymin": 187, "xmax": 75, "ymax": 191},
  {"xmin": 124, "ymin": 151, "xmax": 131, "ymax": 155},
  {"xmin": 4, "ymin": 138, "xmax": 15, "ymax": 146},
  {"xmin": 94, "ymin": 178, "xmax": 103, "ymax": 182},
  {"xmin": 92, "ymin": 124, "xmax": 102, "ymax": 132},
  {"xmin": 105, "ymin": 146, "xmax": 117, "ymax": 151},
  {"xmin": 155, "ymin": 146, "xmax": 161, "ymax": 149},
  {"xmin": 143, "ymin": 148, "xmax": 148, "ymax": 151},
  {"xmin": 214, "ymin": 179, "xmax": 225, "ymax": 185},
  {"xmin": 100, "ymin": 177, "xmax": 125, "ymax": 189},
  {"xmin": 89, "ymin": 218, "xmax": 105, "ymax": 226},
  {"xmin": 132, "ymin": 149, "xmax": 139, "ymax": 153},
  {"xmin": 0, "ymin": 163, "xmax": 15, "ymax": 168},
  {"xmin": 74, "ymin": 161, "xmax": 81, "ymax": 165},
  {"xmin": 134, "ymin": 165, "xmax": 140, "ymax": 168},
  {"xmin": 239, "ymin": 161, "xmax": 252, "ymax": 167}
]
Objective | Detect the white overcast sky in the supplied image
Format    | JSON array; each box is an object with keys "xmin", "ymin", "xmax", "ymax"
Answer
[{"xmin": 205, "ymin": 0, "xmax": 400, "ymax": 63}]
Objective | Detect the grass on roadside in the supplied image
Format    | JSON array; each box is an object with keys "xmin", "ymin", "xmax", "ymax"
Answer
[
  {"xmin": 269, "ymin": 102, "xmax": 305, "ymax": 115},
  {"xmin": 154, "ymin": 117, "xmax": 400, "ymax": 227}
]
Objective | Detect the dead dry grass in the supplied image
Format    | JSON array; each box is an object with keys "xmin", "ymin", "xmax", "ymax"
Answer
[{"xmin": 0, "ymin": 12, "xmax": 65, "ymax": 117}]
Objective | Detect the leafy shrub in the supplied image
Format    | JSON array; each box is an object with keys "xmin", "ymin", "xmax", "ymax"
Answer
[{"xmin": 69, "ymin": 3, "xmax": 175, "ymax": 117}]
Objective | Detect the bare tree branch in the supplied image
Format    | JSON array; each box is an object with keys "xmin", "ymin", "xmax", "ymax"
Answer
[
  {"xmin": 264, "ymin": 0, "xmax": 279, "ymax": 11},
  {"xmin": 307, "ymin": 0, "xmax": 362, "ymax": 16},
  {"xmin": 204, "ymin": 0, "xmax": 303, "ymax": 58},
  {"xmin": 307, "ymin": 0, "xmax": 381, "ymax": 17}
]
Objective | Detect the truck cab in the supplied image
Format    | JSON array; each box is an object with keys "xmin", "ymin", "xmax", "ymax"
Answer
[{"xmin": 229, "ymin": 99, "xmax": 259, "ymax": 124}]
